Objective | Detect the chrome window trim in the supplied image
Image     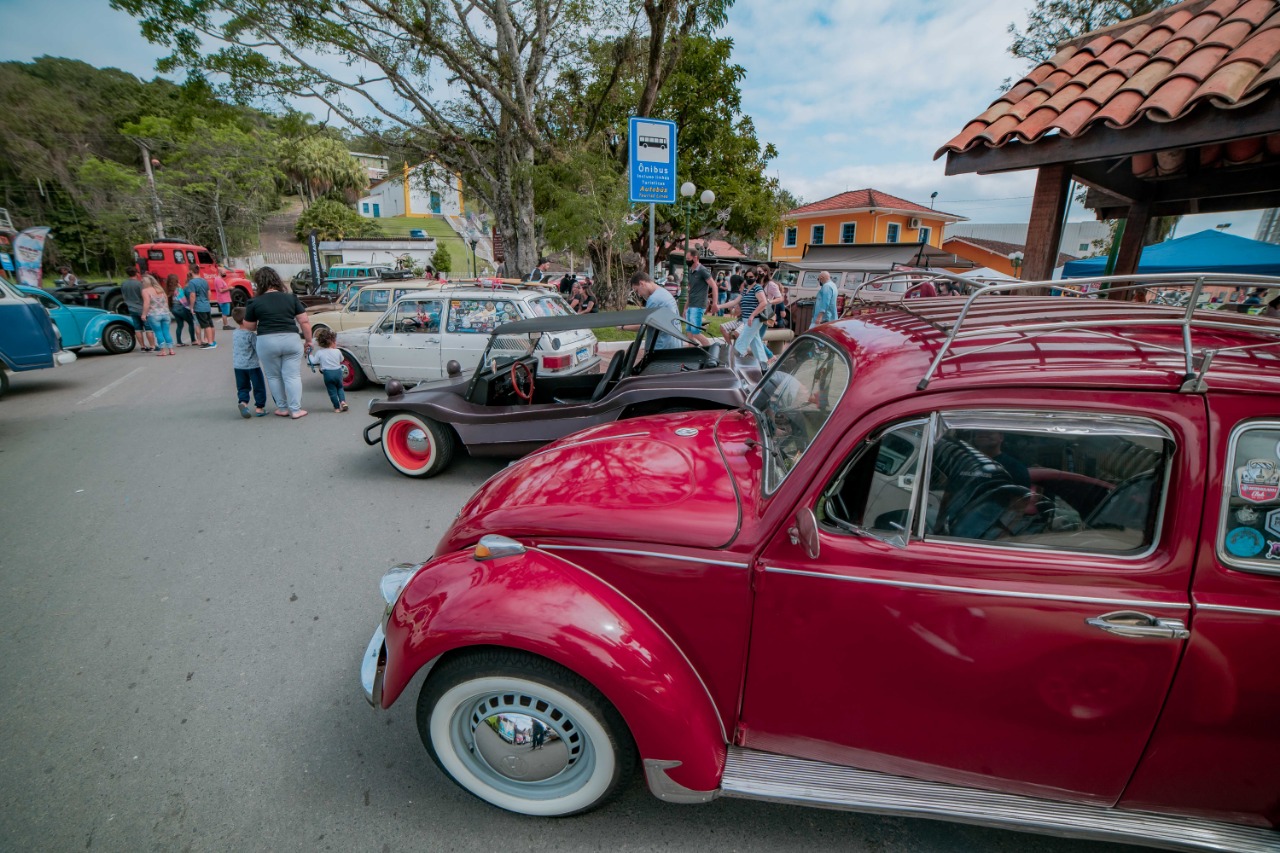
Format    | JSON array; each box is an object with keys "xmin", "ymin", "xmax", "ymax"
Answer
[
  {"xmin": 764, "ymin": 566, "xmax": 1190, "ymax": 610},
  {"xmin": 938, "ymin": 410, "xmax": 1175, "ymax": 442},
  {"xmin": 1196, "ymin": 602, "xmax": 1280, "ymax": 618},
  {"xmin": 752, "ymin": 334, "xmax": 854, "ymax": 497},
  {"xmin": 540, "ymin": 543, "xmax": 749, "ymax": 569},
  {"xmin": 923, "ymin": 409, "xmax": 1174, "ymax": 561},
  {"xmin": 1215, "ymin": 419, "xmax": 1280, "ymax": 577}
]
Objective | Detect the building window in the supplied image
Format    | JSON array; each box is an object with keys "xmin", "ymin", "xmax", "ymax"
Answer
[
  {"xmin": 784, "ymin": 227, "xmax": 797, "ymax": 248},
  {"xmin": 1079, "ymin": 243, "xmax": 1089, "ymax": 252},
  {"xmin": 812, "ymin": 224, "xmax": 825, "ymax": 245},
  {"xmin": 917, "ymin": 226, "xmax": 931, "ymax": 245},
  {"xmin": 362, "ymin": 203, "xmax": 369, "ymax": 213},
  {"xmin": 886, "ymin": 223, "xmax": 900, "ymax": 243},
  {"xmin": 840, "ymin": 222, "xmax": 856, "ymax": 244}
]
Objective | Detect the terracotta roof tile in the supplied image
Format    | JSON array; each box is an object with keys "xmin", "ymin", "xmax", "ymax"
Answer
[
  {"xmin": 1226, "ymin": 135, "xmax": 1266, "ymax": 162},
  {"xmin": 1155, "ymin": 35, "xmax": 1199, "ymax": 61},
  {"xmin": 1115, "ymin": 21, "xmax": 1156, "ymax": 46},
  {"xmin": 788, "ymin": 189, "xmax": 961, "ymax": 219},
  {"xmin": 1226, "ymin": 25, "xmax": 1280, "ymax": 65},
  {"xmin": 937, "ymin": 0, "xmax": 1280, "ymax": 160},
  {"xmin": 1026, "ymin": 62, "xmax": 1057, "ymax": 84},
  {"xmin": 1181, "ymin": 10, "xmax": 1231, "ymax": 43},
  {"xmin": 1055, "ymin": 99, "xmax": 1104, "ymax": 136},
  {"xmin": 1006, "ymin": 88, "xmax": 1052, "ymax": 121},
  {"xmin": 1118, "ymin": 57, "xmax": 1180, "ymax": 94},
  {"xmin": 1132, "ymin": 152, "xmax": 1158, "ymax": 177},
  {"xmin": 1012, "ymin": 106, "xmax": 1064, "ymax": 140},
  {"xmin": 1200, "ymin": 142, "xmax": 1224, "ymax": 165},
  {"xmin": 1167, "ymin": 44, "xmax": 1232, "ymax": 81},
  {"xmin": 1265, "ymin": 131, "xmax": 1280, "ymax": 153},
  {"xmin": 1094, "ymin": 89, "xmax": 1149, "ymax": 127},
  {"xmin": 1142, "ymin": 74, "xmax": 1203, "ymax": 119},
  {"xmin": 1042, "ymin": 80, "xmax": 1091, "ymax": 112},
  {"xmin": 1079, "ymin": 69, "xmax": 1130, "ymax": 104},
  {"xmin": 1133, "ymin": 24, "xmax": 1177, "ymax": 54},
  {"xmin": 1203, "ymin": 18, "xmax": 1255, "ymax": 49},
  {"xmin": 1097, "ymin": 40, "xmax": 1135, "ymax": 65},
  {"xmin": 1228, "ymin": 0, "xmax": 1278, "ymax": 25},
  {"xmin": 1195, "ymin": 59, "xmax": 1268, "ymax": 102}
]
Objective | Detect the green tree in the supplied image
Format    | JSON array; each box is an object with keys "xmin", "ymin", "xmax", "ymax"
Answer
[
  {"xmin": 294, "ymin": 198, "xmax": 381, "ymax": 241},
  {"xmin": 1009, "ymin": 1, "xmax": 1174, "ymax": 64},
  {"xmin": 280, "ymin": 133, "xmax": 368, "ymax": 204},
  {"xmin": 112, "ymin": 0, "xmax": 729, "ymax": 278},
  {"xmin": 432, "ymin": 244, "xmax": 452, "ymax": 275}
]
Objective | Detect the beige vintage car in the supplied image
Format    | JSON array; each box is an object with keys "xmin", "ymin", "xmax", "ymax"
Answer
[{"xmin": 307, "ymin": 279, "xmax": 448, "ymax": 335}]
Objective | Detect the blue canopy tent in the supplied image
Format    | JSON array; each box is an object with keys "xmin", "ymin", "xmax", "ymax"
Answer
[{"xmin": 1061, "ymin": 230, "xmax": 1280, "ymax": 278}]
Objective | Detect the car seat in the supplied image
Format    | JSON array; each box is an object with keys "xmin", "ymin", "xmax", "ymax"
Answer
[{"xmin": 931, "ymin": 438, "xmax": 1039, "ymax": 540}]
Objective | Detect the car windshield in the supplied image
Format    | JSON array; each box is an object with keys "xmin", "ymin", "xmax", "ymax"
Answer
[
  {"xmin": 527, "ymin": 295, "xmax": 574, "ymax": 318},
  {"xmin": 748, "ymin": 336, "xmax": 852, "ymax": 493}
]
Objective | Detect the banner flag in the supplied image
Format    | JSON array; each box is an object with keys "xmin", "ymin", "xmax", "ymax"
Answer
[{"xmin": 14, "ymin": 227, "xmax": 51, "ymax": 288}]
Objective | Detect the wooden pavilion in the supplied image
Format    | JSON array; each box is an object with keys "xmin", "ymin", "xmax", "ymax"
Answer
[{"xmin": 938, "ymin": 0, "xmax": 1280, "ymax": 282}]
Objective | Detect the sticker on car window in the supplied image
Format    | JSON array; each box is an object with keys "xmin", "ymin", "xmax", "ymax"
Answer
[
  {"xmin": 447, "ymin": 300, "xmax": 518, "ymax": 334},
  {"xmin": 1237, "ymin": 459, "xmax": 1280, "ymax": 503},
  {"xmin": 1225, "ymin": 527, "xmax": 1265, "ymax": 558}
]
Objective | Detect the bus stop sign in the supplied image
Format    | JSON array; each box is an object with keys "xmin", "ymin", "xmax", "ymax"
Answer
[{"xmin": 628, "ymin": 117, "xmax": 677, "ymax": 204}]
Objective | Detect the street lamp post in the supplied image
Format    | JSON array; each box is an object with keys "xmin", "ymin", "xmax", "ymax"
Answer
[
  {"xmin": 1007, "ymin": 250, "xmax": 1024, "ymax": 279},
  {"xmin": 469, "ymin": 238, "xmax": 478, "ymax": 277},
  {"xmin": 679, "ymin": 181, "xmax": 715, "ymax": 314}
]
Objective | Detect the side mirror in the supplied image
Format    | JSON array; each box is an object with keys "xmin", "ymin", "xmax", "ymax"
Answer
[{"xmin": 788, "ymin": 508, "xmax": 821, "ymax": 559}]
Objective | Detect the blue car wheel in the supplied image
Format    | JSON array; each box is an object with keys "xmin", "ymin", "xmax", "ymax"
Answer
[{"xmin": 101, "ymin": 322, "xmax": 136, "ymax": 355}]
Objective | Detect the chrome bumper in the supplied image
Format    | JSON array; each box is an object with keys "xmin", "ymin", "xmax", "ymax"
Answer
[{"xmin": 360, "ymin": 623, "xmax": 386, "ymax": 707}]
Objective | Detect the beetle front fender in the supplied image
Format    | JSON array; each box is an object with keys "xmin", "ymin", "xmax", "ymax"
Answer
[
  {"xmin": 382, "ymin": 546, "xmax": 726, "ymax": 795},
  {"xmin": 83, "ymin": 315, "xmax": 111, "ymax": 346}
]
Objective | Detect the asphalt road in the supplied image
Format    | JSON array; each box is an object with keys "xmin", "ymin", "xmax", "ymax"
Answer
[{"xmin": 0, "ymin": 332, "xmax": 1142, "ymax": 853}]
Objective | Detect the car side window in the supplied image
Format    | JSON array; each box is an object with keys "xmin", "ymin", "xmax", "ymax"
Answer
[
  {"xmin": 822, "ymin": 410, "xmax": 1173, "ymax": 555},
  {"xmin": 446, "ymin": 299, "xmax": 519, "ymax": 334},
  {"xmin": 35, "ymin": 293, "xmax": 60, "ymax": 310},
  {"xmin": 354, "ymin": 289, "xmax": 389, "ymax": 312},
  {"xmin": 197, "ymin": 251, "xmax": 214, "ymax": 265},
  {"xmin": 148, "ymin": 250, "xmax": 164, "ymax": 261},
  {"xmin": 392, "ymin": 299, "xmax": 442, "ymax": 334},
  {"xmin": 186, "ymin": 251, "xmax": 196, "ymax": 264},
  {"xmin": 820, "ymin": 419, "xmax": 929, "ymax": 548},
  {"xmin": 924, "ymin": 412, "xmax": 1172, "ymax": 553},
  {"xmin": 172, "ymin": 250, "xmax": 184, "ymax": 264},
  {"xmin": 1218, "ymin": 421, "xmax": 1280, "ymax": 574}
]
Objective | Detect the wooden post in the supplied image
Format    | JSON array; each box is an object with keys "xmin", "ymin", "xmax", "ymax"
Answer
[
  {"xmin": 1111, "ymin": 199, "xmax": 1151, "ymax": 301},
  {"xmin": 1022, "ymin": 164, "xmax": 1071, "ymax": 286}
]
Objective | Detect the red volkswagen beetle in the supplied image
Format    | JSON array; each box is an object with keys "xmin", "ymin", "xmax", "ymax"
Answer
[{"xmin": 360, "ymin": 274, "xmax": 1280, "ymax": 851}]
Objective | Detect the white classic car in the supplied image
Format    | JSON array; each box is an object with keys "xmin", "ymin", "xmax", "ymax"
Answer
[{"xmin": 335, "ymin": 285, "xmax": 600, "ymax": 389}]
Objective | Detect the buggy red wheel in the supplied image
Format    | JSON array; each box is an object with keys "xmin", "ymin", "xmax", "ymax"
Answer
[{"xmin": 382, "ymin": 413, "xmax": 455, "ymax": 478}]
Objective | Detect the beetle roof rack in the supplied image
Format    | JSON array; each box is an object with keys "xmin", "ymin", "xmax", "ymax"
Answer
[{"xmin": 843, "ymin": 271, "xmax": 1280, "ymax": 393}]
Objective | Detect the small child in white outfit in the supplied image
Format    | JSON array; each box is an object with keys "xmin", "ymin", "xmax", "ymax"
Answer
[{"xmin": 308, "ymin": 328, "xmax": 348, "ymax": 412}]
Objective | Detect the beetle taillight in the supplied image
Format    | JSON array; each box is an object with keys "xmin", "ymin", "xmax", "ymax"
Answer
[{"xmin": 542, "ymin": 353, "xmax": 572, "ymax": 371}]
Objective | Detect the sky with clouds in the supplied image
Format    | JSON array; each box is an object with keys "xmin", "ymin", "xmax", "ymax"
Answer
[{"xmin": 0, "ymin": 0, "xmax": 1264, "ymax": 238}]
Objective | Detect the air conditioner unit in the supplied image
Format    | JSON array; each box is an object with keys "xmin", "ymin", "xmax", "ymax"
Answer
[{"xmin": 909, "ymin": 217, "xmax": 922, "ymax": 229}]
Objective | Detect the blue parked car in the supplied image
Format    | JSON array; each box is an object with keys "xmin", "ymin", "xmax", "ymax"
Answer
[
  {"xmin": 0, "ymin": 280, "xmax": 76, "ymax": 398},
  {"xmin": 19, "ymin": 286, "xmax": 136, "ymax": 355}
]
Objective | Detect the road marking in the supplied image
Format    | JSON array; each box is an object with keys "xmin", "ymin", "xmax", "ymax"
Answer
[{"xmin": 77, "ymin": 367, "xmax": 145, "ymax": 405}]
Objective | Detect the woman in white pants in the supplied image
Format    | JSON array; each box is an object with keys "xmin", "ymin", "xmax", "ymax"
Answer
[{"xmin": 242, "ymin": 267, "xmax": 314, "ymax": 419}]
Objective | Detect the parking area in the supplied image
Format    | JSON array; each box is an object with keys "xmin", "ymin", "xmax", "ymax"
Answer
[{"xmin": 0, "ymin": 340, "xmax": 1134, "ymax": 852}]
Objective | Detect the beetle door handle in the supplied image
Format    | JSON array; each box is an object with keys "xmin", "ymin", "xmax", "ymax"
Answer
[{"xmin": 1085, "ymin": 610, "xmax": 1189, "ymax": 640}]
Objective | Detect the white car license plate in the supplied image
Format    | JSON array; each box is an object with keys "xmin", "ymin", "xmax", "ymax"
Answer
[{"xmin": 576, "ymin": 347, "xmax": 588, "ymax": 363}]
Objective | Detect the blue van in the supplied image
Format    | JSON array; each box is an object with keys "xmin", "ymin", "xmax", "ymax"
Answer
[{"xmin": 0, "ymin": 278, "xmax": 76, "ymax": 398}]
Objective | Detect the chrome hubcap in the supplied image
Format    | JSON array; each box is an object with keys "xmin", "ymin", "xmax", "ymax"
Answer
[
  {"xmin": 405, "ymin": 428, "xmax": 429, "ymax": 455},
  {"xmin": 463, "ymin": 693, "xmax": 584, "ymax": 786}
]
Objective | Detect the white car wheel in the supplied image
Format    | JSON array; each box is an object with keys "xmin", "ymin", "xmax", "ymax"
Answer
[
  {"xmin": 381, "ymin": 413, "xmax": 454, "ymax": 478},
  {"xmin": 417, "ymin": 652, "xmax": 634, "ymax": 816}
]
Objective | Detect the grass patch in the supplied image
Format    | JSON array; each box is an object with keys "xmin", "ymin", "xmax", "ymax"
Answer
[
  {"xmin": 590, "ymin": 308, "xmax": 727, "ymax": 341},
  {"xmin": 374, "ymin": 216, "xmax": 493, "ymax": 274}
]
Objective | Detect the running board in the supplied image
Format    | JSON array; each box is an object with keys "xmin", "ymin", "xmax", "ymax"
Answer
[{"xmin": 720, "ymin": 747, "xmax": 1278, "ymax": 853}]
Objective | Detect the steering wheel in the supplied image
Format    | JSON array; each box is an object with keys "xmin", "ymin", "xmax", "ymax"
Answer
[{"xmin": 511, "ymin": 361, "xmax": 535, "ymax": 403}]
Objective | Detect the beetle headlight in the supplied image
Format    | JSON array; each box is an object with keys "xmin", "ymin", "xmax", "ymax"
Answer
[{"xmin": 380, "ymin": 562, "xmax": 424, "ymax": 607}]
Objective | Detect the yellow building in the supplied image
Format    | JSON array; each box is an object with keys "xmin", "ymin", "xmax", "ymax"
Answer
[{"xmin": 772, "ymin": 189, "xmax": 965, "ymax": 263}]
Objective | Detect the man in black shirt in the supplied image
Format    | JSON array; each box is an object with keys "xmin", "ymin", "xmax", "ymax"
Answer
[{"xmin": 559, "ymin": 271, "xmax": 575, "ymax": 296}]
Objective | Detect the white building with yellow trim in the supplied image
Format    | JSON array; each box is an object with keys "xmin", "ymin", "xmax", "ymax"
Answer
[{"xmin": 357, "ymin": 162, "xmax": 464, "ymax": 219}]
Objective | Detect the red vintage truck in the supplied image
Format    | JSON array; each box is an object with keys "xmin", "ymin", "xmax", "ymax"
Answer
[{"xmin": 53, "ymin": 240, "xmax": 254, "ymax": 314}]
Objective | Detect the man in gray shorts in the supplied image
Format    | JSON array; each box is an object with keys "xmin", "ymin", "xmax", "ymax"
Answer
[
  {"xmin": 120, "ymin": 266, "xmax": 155, "ymax": 352},
  {"xmin": 187, "ymin": 265, "xmax": 216, "ymax": 348}
]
